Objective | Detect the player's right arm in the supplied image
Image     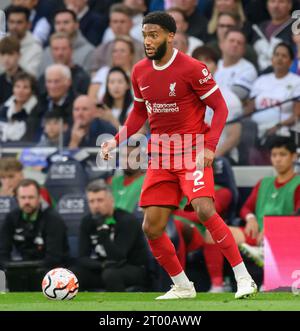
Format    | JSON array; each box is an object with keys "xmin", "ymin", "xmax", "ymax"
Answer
[{"xmin": 100, "ymin": 67, "xmax": 148, "ymax": 160}]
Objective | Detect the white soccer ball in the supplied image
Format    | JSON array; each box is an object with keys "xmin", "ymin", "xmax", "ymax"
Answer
[{"xmin": 42, "ymin": 268, "xmax": 79, "ymax": 300}]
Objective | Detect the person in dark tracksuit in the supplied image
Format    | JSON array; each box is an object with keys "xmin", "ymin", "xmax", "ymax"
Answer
[
  {"xmin": 75, "ymin": 180, "xmax": 148, "ymax": 291},
  {"xmin": 0, "ymin": 179, "xmax": 69, "ymax": 291}
]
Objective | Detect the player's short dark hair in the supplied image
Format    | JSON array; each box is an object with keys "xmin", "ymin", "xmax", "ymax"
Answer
[
  {"xmin": 16, "ymin": 178, "xmax": 40, "ymax": 196},
  {"xmin": 6, "ymin": 5, "xmax": 30, "ymax": 21},
  {"xmin": 269, "ymin": 136, "xmax": 297, "ymax": 154},
  {"xmin": 0, "ymin": 35, "xmax": 20, "ymax": 54},
  {"xmin": 54, "ymin": 9, "xmax": 77, "ymax": 22},
  {"xmin": 142, "ymin": 11, "xmax": 177, "ymax": 34},
  {"xmin": 273, "ymin": 42, "xmax": 294, "ymax": 60},
  {"xmin": 224, "ymin": 27, "xmax": 246, "ymax": 41},
  {"xmin": 192, "ymin": 46, "xmax": 218, "ymax": 64}
]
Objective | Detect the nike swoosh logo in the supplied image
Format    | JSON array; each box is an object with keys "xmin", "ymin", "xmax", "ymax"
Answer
[
  {"xmin": 217, "ymin": 234, "xmax": 228, "ymax": 244},
  {"xmin": 140, "ymin": 86, "xmax": 150, "ymax": 91},
  {"xmin": 193, "ymin": 186, "xmax": 205, "ymax": 192}
]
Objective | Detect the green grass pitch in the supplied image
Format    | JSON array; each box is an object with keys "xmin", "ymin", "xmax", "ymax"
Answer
[{"xmin": 0, "ymin": 292, "xmax": 299, "ymax": 311}]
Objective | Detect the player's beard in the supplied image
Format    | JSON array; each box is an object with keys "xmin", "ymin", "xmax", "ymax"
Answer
[{"xmin": 145, "ymin": 39, "xmax": 167, "ymax": 60}]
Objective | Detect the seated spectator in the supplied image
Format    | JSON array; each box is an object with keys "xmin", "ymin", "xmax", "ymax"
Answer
[
  {"xmin": 39, "ymin": 9, "xmax": 94, "ymax": 75},
  {"xmin": 89, "ymin": 4, "xmax": 144, "ymax": 74},
  {"xmin": 9, "ymin": 0, "xmax": 51, "ymax": 45},
  {"xmin": 0, "ymin": 72, "xmax": 42, "ymax": 143},
  {"xmin": 40, "ymin": 64, "xmax": 76, "ymax": 123},
  {"xmin": 0, "ymin": 157, "xmax": 53, "ymax": 207},
  {"xmin": 0, "ymin": 36, "xmax": 24, "ymax": 106},
  {"xmin": 63, "ymin": 0, "xmax": 108, "ymax": 46},
  {"xmin": 96, "ymin": 67, "xmax": 133, "ymax": 130},
  {"xmin": 193, "ymin": 46, "xmax": 242, "ymax": 164},
  {"xmin": 173, "ymin": 31, "xmax": 189, "ymax": 54},
  {"xmin": 39, "ymin": 33, "xmax": 90, "ymax": 95},
  {"xmin": 215, "ymin": 28, "xmax": 257, "ymax": 101},
  {"xmin": 74, "ymin": 180, "xmax": 148, "ymax": 291},
  {"xmin": 246, "ymin": 43, "xmax": 300, "ymax": 157},
  {"xmin": 291, "ymin": 32, "xmax": 300, "ymax": 76},
  {"xmin": 170, "ymin": 0, "xmax": 209, "ymax": 42},
  {"xmin": 88, "ymin": 37, "xmax": 135, "ymax": 104},
  {"xmin": 37, "ymin": 111, "xmax": 68, "ymax": 148},
  {"xmin": 208, "ymin": 0, "xmax": 253, "ymax": 40},
  {"xmin": 6, "ymin": 5, "xmax": 42, "ymax": 77},
  {"xmin": 207, "ymin": 12, "xmax": 257, "ymax": 66},
  {"xmin": 167, "ymin": 7, "xmax": 203, "ymax": 56},
  {"xmin": 122, "ymin": 0, "xmax": 147, "ymax": 43},
  {"xmin": 65, "ymin": 95, "xmax": 117, "ymax": 149},
  {"xmin": 203, "ymin": 137, "xmax": 300, "ymax": 291},
  {"xmin": 251, "ymin": 0, "xmax": 295, "ymax": 71},
  {"xmin": 0, "ymin": 179, "xmax": 69, "ymax": 291}
]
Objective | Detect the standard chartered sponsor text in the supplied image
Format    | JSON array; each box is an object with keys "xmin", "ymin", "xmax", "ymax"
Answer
[{"xmin": 152, "ymin": 102, "xmax": 179, "ymax": 113}]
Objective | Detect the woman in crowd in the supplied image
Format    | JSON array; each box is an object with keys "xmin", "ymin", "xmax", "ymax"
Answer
[
  {"xmin": 88, "ymin": 36, "xmax": 135, "ymax": 104},
  {"xmin": 96, "ymin": 66, "xmax": 133, "ymax": 130},
  {"xmin": 208, "ymin": 0, "xmax": 246, "ymax": 36},
  {"xmin": 0, "ymin": 72, "xmax": 42, "ymax": 143}
]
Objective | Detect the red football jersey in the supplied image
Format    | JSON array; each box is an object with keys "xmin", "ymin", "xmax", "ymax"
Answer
[
  {"xmin": 132, "ymin": 48, "xmax": 218, "ymax": 137},
  {"xmin": 116, "ymin": 49, "xmax": 228, "ymax": 153}
]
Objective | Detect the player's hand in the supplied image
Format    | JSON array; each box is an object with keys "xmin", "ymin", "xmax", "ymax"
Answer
[
  {"xmin": 204, "ymin": 148, "xmax": 215, "ymax": 168},
  {"xmin": 244, "ymin": 216, "xmax": 259, "ymax": 239},
  {"xmin": 196, "ymin": 148, "xmax": 215, "ymax": 169},
  {"xmin": 100, "ymin": 138, "xmax": 117, "ymax": 160}
]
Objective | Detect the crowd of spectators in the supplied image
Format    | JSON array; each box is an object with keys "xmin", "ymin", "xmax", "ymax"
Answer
[{"xmin": 0, "ymin": 0, "xmax": 298, "ymax": 165}]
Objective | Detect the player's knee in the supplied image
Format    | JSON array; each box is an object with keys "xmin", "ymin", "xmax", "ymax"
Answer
[
  {"xmin": 193, "ymin": 199, "xmax": 216, "ymax": 223},
  {"xmin": 142, "ymin": 218, "xmax": 164, "ymax": 239}
]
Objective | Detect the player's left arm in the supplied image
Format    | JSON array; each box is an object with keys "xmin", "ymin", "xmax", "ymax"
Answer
[{"xmin": 190, "ymin": 62, "xmax": 228, "ymax": 167}]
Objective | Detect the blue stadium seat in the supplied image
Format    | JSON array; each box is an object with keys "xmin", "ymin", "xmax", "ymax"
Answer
[
  {"xmin": 56, "ymin": 193, "xmax": 89, "ymax": 258},
  {"xmin": 214, "ymin": 156, "xmax": 239, "ymax": 223},
  {"xmin": 45, "ymin": 160, "xmax": 88, "ymax": 202}
]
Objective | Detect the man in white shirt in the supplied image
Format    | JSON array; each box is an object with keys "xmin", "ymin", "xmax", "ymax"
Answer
[
  {"xmin": 215, "ymin": 28, "xmax": 257, "ymax": 102},
  {"xmin": 6, "ymin": 5, "xmax": 42, "ymax": 77}
]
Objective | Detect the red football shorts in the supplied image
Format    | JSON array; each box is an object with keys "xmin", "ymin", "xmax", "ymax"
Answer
[{"xmin": 139, "ymin": 154, "xmax": 215, "ymax": 208}]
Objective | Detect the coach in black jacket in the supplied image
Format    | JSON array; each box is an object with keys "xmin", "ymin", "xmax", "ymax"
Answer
[
  {"xmin": 76, "ymin": 180, "xmax": 148, "ymax": 291},
  {"xmin": 0, "ymin": 179, "xmax": 69, "ymax": 291}
]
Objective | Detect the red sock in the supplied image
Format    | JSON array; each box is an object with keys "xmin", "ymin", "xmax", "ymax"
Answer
[
  {"xmin": 174, "ymin": 220, "xmax": 187, "ymax": 269},
  {"xmin": 148, "ymin": 232, "xmax": 183, "ymax": 277},
  {"xmin": 202, "ymin": 213, "xmax": 242, "ymax": 267},
  {"xmin": 203, "ymin": 243, "xmax": 224, "ymax": 287}
]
